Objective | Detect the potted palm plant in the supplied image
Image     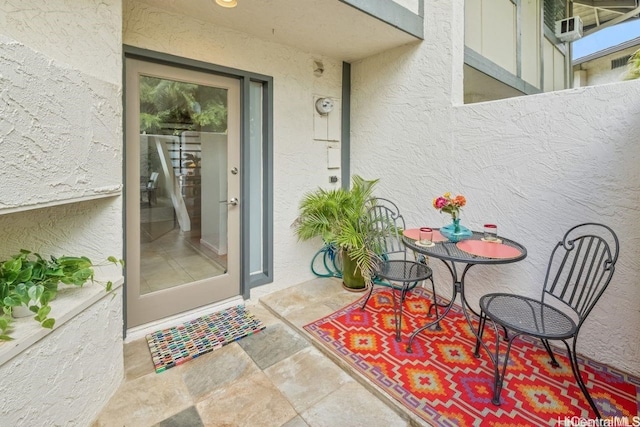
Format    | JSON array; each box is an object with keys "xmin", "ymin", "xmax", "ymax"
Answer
[{"xmin": 293, "ymin": 175, "xmax": 379, "ymax": 291}]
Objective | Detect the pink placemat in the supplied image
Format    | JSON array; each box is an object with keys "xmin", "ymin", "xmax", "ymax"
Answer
[
  {"xmin": 403, "ymin": 228, "xmax": 447, "ymax": 242},
  {"xmin": 456, "ymin": 240, "xmax": 522, "ymax": 259}
]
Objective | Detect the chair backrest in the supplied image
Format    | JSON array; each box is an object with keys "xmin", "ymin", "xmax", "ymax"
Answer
[
  {"xmin": 363, "ymin": 198, "xmax": 408, "ymax": 260},
  {"xmin": 542, "ymin": 223, "xmax": 619, "ymax": 328}
]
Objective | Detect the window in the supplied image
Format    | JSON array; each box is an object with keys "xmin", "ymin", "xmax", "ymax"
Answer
[{"xmin": 544, "ymin": 0, "xmax": 566, "ymax": 31}]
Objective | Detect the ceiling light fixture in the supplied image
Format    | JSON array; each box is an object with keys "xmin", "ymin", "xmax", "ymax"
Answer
[{"xmin": 215, "ymin": 0, "xmax": 237, "ymax": 8}]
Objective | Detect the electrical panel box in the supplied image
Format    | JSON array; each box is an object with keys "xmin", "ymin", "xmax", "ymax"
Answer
[{"xmin": 313, "ymin": 96, "xmax": 341, "ymax": 142}]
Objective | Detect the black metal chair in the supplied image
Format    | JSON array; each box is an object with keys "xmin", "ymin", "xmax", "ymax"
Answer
[
  {"xmin": 474, "ymin": 223, "xmax": 619, "ymax": 419},
  {"xmin": 360, "ymin": 198, "xmax": 436, "ymax": 342}
]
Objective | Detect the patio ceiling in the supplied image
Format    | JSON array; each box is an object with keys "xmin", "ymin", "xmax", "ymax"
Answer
[
  {"xmin": 573, "ymin": 0, "xmax": 640, "ymax": 35},
  {"xmin": 131, "ymin": 0, "xmax": 423, "ymax": 62}
]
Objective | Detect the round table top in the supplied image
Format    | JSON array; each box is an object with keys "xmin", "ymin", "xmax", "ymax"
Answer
[{"xmin": 403, "ymin": 229, "xmax": 527, "ymax": 265}]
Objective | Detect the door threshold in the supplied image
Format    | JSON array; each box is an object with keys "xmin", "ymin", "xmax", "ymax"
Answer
[{"xmin": 124, "ymin": 295, "xmax": 244, "ymax": 343}]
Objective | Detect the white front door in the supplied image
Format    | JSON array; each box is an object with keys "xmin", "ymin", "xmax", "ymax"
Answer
[{"xmin": 125, "ymin": 58, "xmax": 240, "ymax": 328}]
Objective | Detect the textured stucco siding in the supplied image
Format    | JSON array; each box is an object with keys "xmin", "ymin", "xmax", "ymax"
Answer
[
  {"xmin": 0, "ymin": 1, "xmax": 123, "ymax": 209},
  {"xmin": 1, "ymin": 2, "xmax": 637, "ymax": 423},
  {"xmin": 0, "ymin": 0, "xmax": 124, "ymax": 423},
  {"xmin": 0, "ymin": 290, "xmax": 124, "ymax": 426},
  {"xmin": 0, "ymin": 199, "xmax": 123, "ymax": 276},
  {"xmin": 123, "ymin": 1, "xmax": 344, "ymax": 298},
  {"xmin": 351, "ymin": 0, "xmax": 640, "ymax": 376}
]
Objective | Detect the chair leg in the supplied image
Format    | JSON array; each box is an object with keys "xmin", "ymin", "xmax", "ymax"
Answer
[
  {"xmin": 385, "ymin": 282, "xmax": 411, "ymax": 342},
  {"xmin": 391, "ymin": 285, "xmax": 402, "ymax": 342},
  {"xmin": 491, "ymin": 333, "xmax": 518, "ymax": 406},
  {"xmin": 400, "ymin": 282, "xmax": 414, "ymax": 304},
  {"xmin": 563, "ymin": 341, "xmax": 602, "ymax": 419},
  {"xmin": 360, "ymin": 282, "xmax": 375, "ymax": 311},
  {"xmin": 541, "ymin": 339, "xmax": 560, "ymax": 368}
]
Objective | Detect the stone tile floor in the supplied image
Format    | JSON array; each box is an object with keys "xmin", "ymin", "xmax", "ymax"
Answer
[{"xmin": 93, "ymin": 278, "xmax": 429, "ymax": 427}]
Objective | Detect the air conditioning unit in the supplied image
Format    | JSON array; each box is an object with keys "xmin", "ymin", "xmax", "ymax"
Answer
[{"xmin": 555, "ymin": 16, "xmax": 583, "ymax": 42}]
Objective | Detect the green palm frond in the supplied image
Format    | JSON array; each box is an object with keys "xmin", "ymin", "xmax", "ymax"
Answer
[{"xmin": 293, "ymin": 175, "xmax": 380, "ymax": 284}]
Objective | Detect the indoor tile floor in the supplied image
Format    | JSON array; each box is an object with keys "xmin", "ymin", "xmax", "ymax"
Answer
[
  {"xmin": 93, "ymin": 278, "xmax": 428, "ymax": 427},
  {"xmin": 140, "ymin": 227, "xmax": 227, "ymax": 294}
]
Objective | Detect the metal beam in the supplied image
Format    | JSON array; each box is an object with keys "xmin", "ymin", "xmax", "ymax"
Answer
[
  {"xmin": 585, "ymin": 6, "xmax": 640, "ymax": 35},
  {"xmin": 573, "ymin": 0, "xmax": 637, "ymax": 8}
]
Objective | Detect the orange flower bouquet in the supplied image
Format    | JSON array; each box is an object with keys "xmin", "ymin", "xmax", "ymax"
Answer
[
  {"xmin": 433, "ymin": 192, "xmax": 466, "ymax": 220},
  {"xmin": 433, "ymin": 192, "xmax": 472, "ymax": 242}
]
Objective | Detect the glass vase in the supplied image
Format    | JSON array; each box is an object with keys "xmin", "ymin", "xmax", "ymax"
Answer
[{"xmin": 440, "ymin": 217, "xmax": 473, "ymax": 243}]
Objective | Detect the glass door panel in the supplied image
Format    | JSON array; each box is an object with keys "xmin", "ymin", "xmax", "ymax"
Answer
[{"xmin": 126, "ymin": 59, "xmax": 240, "ymax": 328}]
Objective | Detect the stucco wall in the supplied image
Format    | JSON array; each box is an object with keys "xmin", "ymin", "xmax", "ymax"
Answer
[
  {"xmin": 0, "ymin": 0, "xmax": 124, "ymax": 423},
  {"xmin": 0, "ymin": 1, "xmax": 123, "ymax": 208},
  {"xmin": 123, "ymin": 1, "xmax": 344, "ymax": 298},
  {"xmin": 351, "ymin": 0, "xmax": 640, "ymax": 376},
  {"xmin": 0, "ymin": 0, "xmax": 124, "ymax": 271},
  {"xmin": 0, "ymin": 290, "xmax": 123, "ymax": 426}
]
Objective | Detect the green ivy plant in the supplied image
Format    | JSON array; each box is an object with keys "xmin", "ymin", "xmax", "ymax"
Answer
[{"xmin": 0, "ymin": 250, "xmax": 124, "ymax": 340}]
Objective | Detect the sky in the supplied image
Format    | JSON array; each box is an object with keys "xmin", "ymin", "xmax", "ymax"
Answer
[{"xmin": 573, "ymin": 19, "xmax": 640, "ymax": 60}]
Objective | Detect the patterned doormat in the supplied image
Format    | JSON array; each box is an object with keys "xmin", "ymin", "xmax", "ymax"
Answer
[
  {"xmin": 304, "ymin": 288, "xmax": 640, "ymax": 426},
  {"xmin": 146, "ymin": 305, "xmax": 265, "ymax": 373}
]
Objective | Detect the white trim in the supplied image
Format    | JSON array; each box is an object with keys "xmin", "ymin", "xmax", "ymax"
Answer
[
  {"xmin": 0, "ymin": 278, "xmax": 124, "ymax": 366},
  {"xmin": 124, "ymin": 295, "xmax": 244, "ymax": 343},
  {"xmin": 0, "ymin": 189, "xmax": 122, "ymax": 215}
]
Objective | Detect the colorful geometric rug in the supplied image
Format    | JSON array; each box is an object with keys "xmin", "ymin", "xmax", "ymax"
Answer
[
  {"xmin": 146, "ymin": 305, "xmax": 265, "ymax": 373},
  {"xmin": 304, "ymin": 288, "xmax": 640, "ymax": 426}
]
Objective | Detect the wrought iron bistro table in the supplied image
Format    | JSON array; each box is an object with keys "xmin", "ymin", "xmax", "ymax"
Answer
[{"xmin": 402, "ymin": 230, "xmax": 527, "ymax": 352}]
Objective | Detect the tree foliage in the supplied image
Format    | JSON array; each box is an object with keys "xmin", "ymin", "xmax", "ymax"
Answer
[
  {"xmin": 624, "ymin": 48, "xmax": 640, "ymax": 81},
  {"xmin": 139, "ymin": 76, "xmax": 228, "ymax": 135}
]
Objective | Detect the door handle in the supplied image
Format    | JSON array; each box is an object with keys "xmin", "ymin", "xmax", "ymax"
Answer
[{"xmin": 220, "ymin": 197, "xmax": 238, "ymax": 206}]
